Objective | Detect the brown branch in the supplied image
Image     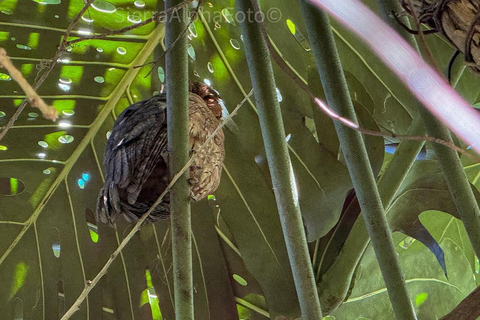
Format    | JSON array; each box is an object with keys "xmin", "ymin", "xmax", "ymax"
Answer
[
  {"xmin": 440, "ymin": 285, "xmax": 480, "ymax": 320},
  {"xmin": 0, "ymin": 0, "xmax": 95, "ymax": 142},
  {"xmin": 60, "ymin": 90, "xmax": 252, "ymax": 320},
  {"xmin": 64, "ymin": 0, "xmax": 194, "ymax": 47},
  {"xmin": 249, "ymin": 0, "xmax": 478, "ymax": 161},
  {"xmin": 0, "ymin": 48, "xmax": 57, "ymax": 121}
]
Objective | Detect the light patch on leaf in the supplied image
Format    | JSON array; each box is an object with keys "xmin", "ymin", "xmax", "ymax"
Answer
[{"xmin": 10, "ymin": 262, "xmax": 28, "ymax": 299}]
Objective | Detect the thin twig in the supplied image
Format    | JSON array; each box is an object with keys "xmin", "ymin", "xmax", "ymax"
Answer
[
  {"xmin": 60, "ymin": 90, "xmax": 252, "ymax": 320},
  {"xmin": 0, "ymin": 0, "xmax": 95, "ymax": 142},
  {"xmin": 138, "ymin": 0, "xmax": 203, "ymax": 72},
  {"xmin": 250, "ymin": 0, "xmax": 477, "ymax": 160},
  {"xmin": 64, "ymin": 0, "xmax": 194, "ymax": 47},
  {"xmin": 405, "ymin": 0, "xmax": 437, "ymax": 66},
  {"xmin": 0, "ymin": 49, "xmax": 57, "ymax": 121}
]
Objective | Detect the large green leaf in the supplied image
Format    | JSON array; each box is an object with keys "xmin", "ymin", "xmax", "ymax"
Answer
[{"xmin": 1, "ymin": 0, "xmax": 480, "ymax": 319}]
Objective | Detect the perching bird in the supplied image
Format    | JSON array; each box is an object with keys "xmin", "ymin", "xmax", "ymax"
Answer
[{"xmin": 96, "ymin": 82, "xmax": 225, "ymax": 225}]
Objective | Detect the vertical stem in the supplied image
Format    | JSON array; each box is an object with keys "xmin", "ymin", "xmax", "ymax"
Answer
[
  {"xmin": 236, "ymin": 0, "xmax": 323, "ymax": 318},
  {"xmin": 419, "ymin": 109, "xmax": 480, "ymax": 257},
  {"xmin": 318, "ymin": 117, "xmax": 424, "ymax": 313},
  {"xmin": 300, "ymin": 2, "xmax": 417, "ymax": 319},
  {"xmin": 377, "ymin": 0, "xmax": 480, "ymax": 259},
  {"xmin": 165, "ymin": 1, "xmax": 193, "ymax": 319}
]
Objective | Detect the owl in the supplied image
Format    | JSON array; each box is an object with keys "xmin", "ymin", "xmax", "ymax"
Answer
[{"xmin": 96, "ymin": 82, "xmax": 225, "ymax": 225}]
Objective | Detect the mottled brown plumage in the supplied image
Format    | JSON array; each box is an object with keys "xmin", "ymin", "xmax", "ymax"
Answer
[{"xmin": 96, "ymin": 82, "xmax": 224, "ymax": 225}]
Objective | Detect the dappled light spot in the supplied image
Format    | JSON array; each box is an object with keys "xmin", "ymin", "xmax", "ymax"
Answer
[
  {"xmin": 203, "ymin": 78, "xmax": 212, "ymax": 86},
  {"xmin": 54, "ymin": 15, "xmax": 59, "ymax": 18},
  {"xmin": 285, "ymin": 133, "xmax": 291, "ymax": 142},
  {"xmin": 188, "ymin": 23, "xmax": 197, "ymax": 38},
  {"xmin": 16, "ymin": 44, "xmax": 32, "ymax": 50},
  {"xmin": 10, "ymin": 37, "xmax": 16, "ymax": 41},
  {"xmin": 51, "ymin": 228, "xmax": 61, "ymax": 258},
  {"xmin": 58, "ymin": 121, "xmax": 71, "ymax": 128},
  {"xmin": 10, "ymin": 262, "xmax": 28, "ymax": 299},
  {"xmin": 1, "ymin": 9, "xmax": 12, "ymax": 15},
  {"xmin": 85, "ymin": 208, "xmax": 99, "ymax": 243},
  {"xmin": 285, "ymin": 19, "xmax": 311, "ymax": 51},
  {"xmin": 134, "ymin": 0, "xmax": 145, "ymax": 8},
  {"xmin": 33, "ymin": 0, "xmax": 61, "ymax": 4},
  {"xmin": 94, "ymin": 76, "xmax": 105, "ymax": 84},
  {"xmin": 207, "ymin": 62, "xmax": 214, "ymax": 73},
  {"xmin": 81, "ymin": 15, "xmax": 94, "ymax": 23},
  {"xmin": 38, "ymin": 141, "xmax": 48, "ymax": 148},
  {"xmin": 28, "ymin": 112, "xmax": 39, "ymax": 118},
  {"xmin": 187, "ymin": 44, "xmax": 196, "ymax": 61},
  {"xmin": 276, "ymin": 88, "xmax": 283, "ymax": 102},
  {"xmin": 116, "ymin": 47, "xmax": 127, "ymax": 55},
  {"xmin": 144, "ymin": 269, "xmax": 161, "ymax": 319},
  {"xmin": 157, "ymin": 67, "xmax": 165, "ymax": 83},
  {"xmin": 415, "ymin": 292, "xmax": 428, "ymax": 307},
  {"xmin": 102, "ymin": 307, "xmax": 115, "ymax": 314},
  {"xmin": 0, "ymin": 72, "xmax": 11, "ymax": 81},
  {"xmin": 222, "ymin": 8, "xmax": 235, "ymax": 25},
  {"xmin": 0, "ymin": 111, "xmax": 6, "ymax": 117},
  {"xmin": 57, "ymin": 280, "xmax": 65, "ymax": 317},
  {"xmin": 13, "ymin": 297, "xmax": 23, "ymax": 320},
  {"xmin": 58, "ymin": 134, "xmax": 74, "ymax": 144},
  {"xmin": 106, "ymin": 131, "xmax": 111, "ymax": 139},
  {"xmin": 128, "ymin": 14, "xmax": 142, "ymax": 24},
  {"xmin": 37, "ymin": 153, "xmax": 46, "ymax": 159},
  {"xmin": 59, "ymin": 77, "xmax": 72, "ymax": 84},
  {"xmin": 91, "ymin": 1, "xmax": 116, "ymax": 13},
  {"xmin": 62, "ymin": 110, "xmax": 75, "ymax": 116},
  {"xmin": 230, "ymin": 38, "xmax": 241, "ymax": 50},
  {"xmin": 0, "ymin": 145, "xmax": 7, "ymax": 151},
  {"xmin": 96, "ymin": 47, "xmax": 103, "ymax": 53},
  {"xmin": 399, "ymin": 236, "xmax": 415, "ymax": 249},
  {"xmin": 233, "ymin": 274, "xmax": 248, "ymax": 286},
  {"xmin": 0, "ymin": 177, "xmax": 25, "ymax": 196},
  {"xmin": 43, "ymin": 168, "xmax": 51, "ymax": 175},
  {"xmin": 78, "ymin": 29, "xmax": 92, "ymax": 36},
  {"xmin": 58, "ymin": 77, "xmax": 72, "ymax": 92}
]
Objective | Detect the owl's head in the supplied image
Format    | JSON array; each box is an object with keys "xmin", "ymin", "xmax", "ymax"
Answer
[{"xmin": 189, "ymin": 81, "xmax": 223, "ymax": 119}]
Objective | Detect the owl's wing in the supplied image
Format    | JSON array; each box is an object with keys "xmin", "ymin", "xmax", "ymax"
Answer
[{"xmin": 97, "ymin": 95, "xmax": 169, "ymax": 224}]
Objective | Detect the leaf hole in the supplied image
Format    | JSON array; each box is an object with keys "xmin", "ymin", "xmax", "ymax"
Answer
[
  {"xmin": 57, "ymin": 280, "xmax": 65, "ymax": 317},
  {"xmin": 285, "ymin": 19, "xmax": 310, "ymax": 51},
  {"xmin": 232, "ymin": 274, "xmax": 248, "ymax": 286},
  {"xmin": 85, "ymin": 208, "xmax": 99, "ymax": 243},
  {"xmin": 13, "ymin": 297, "xmax": 23, "ymax": 320},
  {"xmin": 0, "ymin": 178, "xmax": 25, "ymax": 196},
  {"xmin": 51, "ymin": 228, "xmax": 61, "ymax": 258}
]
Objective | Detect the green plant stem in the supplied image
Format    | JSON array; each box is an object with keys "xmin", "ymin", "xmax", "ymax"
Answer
[
  {"xmin": 165, "ymin": 0, "xmax": 193, "ymax": 319},
  {"xmin": 299, "ymin": 3, "xmax": 416, "ymax": 319},
  {"xmin": 236, "ymin": 0, "xmax": 322, "ymax": 318},
  {"xmin": 419, "ymin": 110, "xmax": 480, "ymax": 257},
  {"xmin": 317, "ymin": 117, "xmax": 424, "ymax": 312},
  {"xmin": 378, "ymin": 0, "xmax": 480, "ymax": 258}
]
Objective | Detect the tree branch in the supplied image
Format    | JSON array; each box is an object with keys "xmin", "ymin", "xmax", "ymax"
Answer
[
  {"xmin": 299, "ymin": 2, "xmax": 417, "ymax": 318},
  {"xmin": 238, "ymin": 0, "xmax": 323, "ymax": 318},
  {"xmin": 0, "ymin": 0, "xmax": 95, "ymax": 142},
  {"xmin": 0, "ymin": 49, "xmax": 57, "ymax": 121}
]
